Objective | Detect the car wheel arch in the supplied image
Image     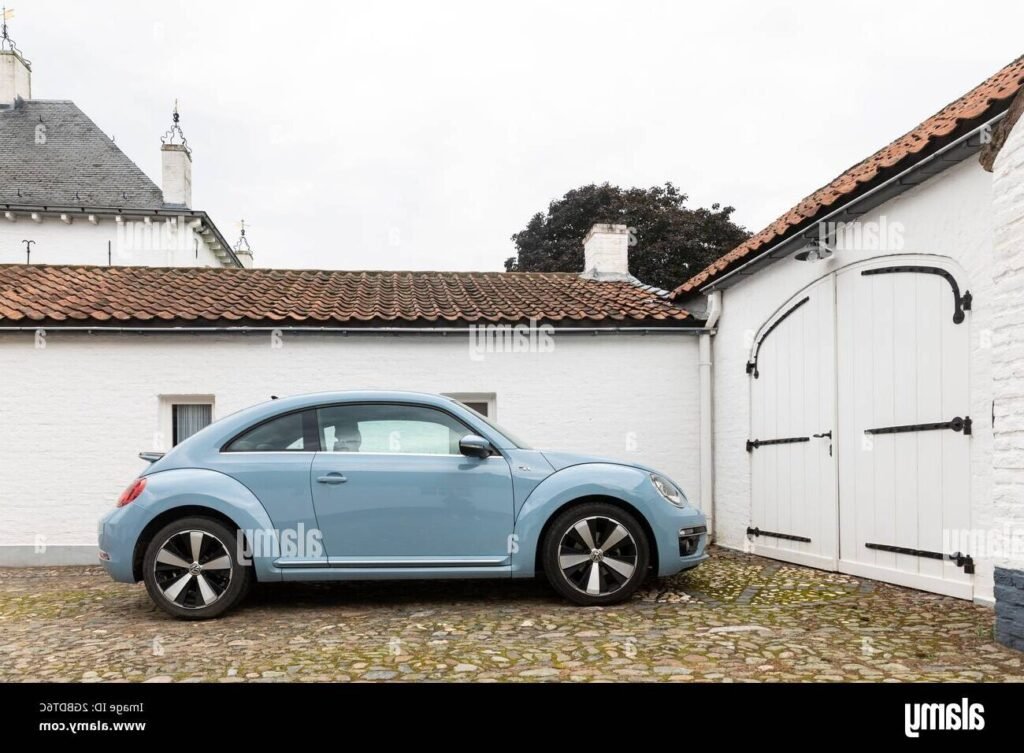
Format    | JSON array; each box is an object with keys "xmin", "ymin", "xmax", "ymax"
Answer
[
  {"xmin": 132, "ymin": 505, "xmax": 250, "ymax": 582},
  {"xmin": 532, "ymin": 494, "xmax": 659, "ymax": 578}
]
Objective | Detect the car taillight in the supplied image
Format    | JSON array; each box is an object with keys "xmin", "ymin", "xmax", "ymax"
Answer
[{"xmin": 116, "ymin": 478, "xmax": 147, "ymax": 507}]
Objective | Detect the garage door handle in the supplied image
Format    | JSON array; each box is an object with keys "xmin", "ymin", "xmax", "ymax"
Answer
[{"xmin": 316, "ymin": 473, "xmax": 347, "ymax": 485}]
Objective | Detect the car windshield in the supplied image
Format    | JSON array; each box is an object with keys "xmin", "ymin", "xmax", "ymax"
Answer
[{"xmin": 453, "ymin": 401, "xmax": 532, "ymax": 449}]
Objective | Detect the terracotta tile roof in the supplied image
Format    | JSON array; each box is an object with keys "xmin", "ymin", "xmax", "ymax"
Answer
[
  {"xmin": 671, "ymin": 54, "xmax": 1024, "ymax": 299},
  {"xmin": 0, "ymin": 264, "xmax": 693, "ymax": 327}
]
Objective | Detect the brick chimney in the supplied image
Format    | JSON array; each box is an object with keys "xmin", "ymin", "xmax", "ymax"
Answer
[
  {"xmin": 582, "ymin": 223, "xmax": 633, "ymax": 281},
  {"xmin": 0, "ymin": 49, "xmax": 31, "ymax": 104}
]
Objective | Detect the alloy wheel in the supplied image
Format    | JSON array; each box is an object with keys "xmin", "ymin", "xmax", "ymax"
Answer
[
  {"xmin": 152, "ymin": 529, "xmax": 233, "ymax": 609},
  {"xmin": 557, "ymin": 515, "xmax": 638, "ymax": 596}
]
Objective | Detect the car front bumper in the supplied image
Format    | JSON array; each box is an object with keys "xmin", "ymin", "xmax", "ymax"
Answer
[{"xmin": 652, "ymin": 503, "xmax": 709, "ymax": 577}]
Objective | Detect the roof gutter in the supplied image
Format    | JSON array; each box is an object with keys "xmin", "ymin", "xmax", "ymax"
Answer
[
  {"xmin": 0, "ymin": 324, "xmax": 709, "ymax": 335},
  {"xmin": 698, "ymin": 109, "xmax": 1008, "ymax": 294},
  {"xmin": 0, "ymin": 202, "xmax": 206, "ymax": 217}
]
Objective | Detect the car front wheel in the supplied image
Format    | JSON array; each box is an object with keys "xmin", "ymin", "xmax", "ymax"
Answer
[
  {"xmin": 142, "ymin": 516, "xmax": 251, "ymax": 620},
  {"xmin": 542, "ymin": 502, "xmax": 650, "ymax": 606}
]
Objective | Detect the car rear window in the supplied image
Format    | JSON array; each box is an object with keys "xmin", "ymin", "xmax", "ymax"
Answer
[{"xmin": 224, "ymin": 411, "xmax": 309, "ymax": 452}]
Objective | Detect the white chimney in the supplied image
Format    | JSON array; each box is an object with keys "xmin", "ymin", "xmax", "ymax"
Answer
[
  {"xmin": 0, "ymin": 50, "xmax": 31, "ymax": 104},
  {"xmin": 235, "ymin": 244, "xmax": 254, "ymax": 269},
  {"xmin": 582, "ymin": 223, "xmax": 633, "ymax": 281},
  {"xmin": 233, "ymin": 221, "xmax": 255, "ymax": 269},
  {"xmin": 161, "ymin": 144, "xmax": 192, "ymax": 208}
]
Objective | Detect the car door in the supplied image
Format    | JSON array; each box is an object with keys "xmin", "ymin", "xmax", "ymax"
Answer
[{"xmin": 309, "ymin": 402, "xmax": 515, "ymax": 567}]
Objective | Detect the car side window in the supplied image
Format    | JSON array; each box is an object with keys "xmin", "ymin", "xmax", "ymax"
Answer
[
  {"xmin": 225, "ymin": 410, "xmax": 311, "ymax": 452},
  {"xmin": 317, "ymin": 404, "xmax": 472, "ymax": 455}
]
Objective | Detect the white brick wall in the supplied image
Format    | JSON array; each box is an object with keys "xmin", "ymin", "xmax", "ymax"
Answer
[
  {"xmin": 0, "ymin": 331, "xmax": 701, "ymax": 560},
  {"xmin": 711, "ymin": 158, "xmax": 998, "ymax": 598},
  {"xmin": 992, "ymin": 112, "xmax": 1024, "ymax": 573}
]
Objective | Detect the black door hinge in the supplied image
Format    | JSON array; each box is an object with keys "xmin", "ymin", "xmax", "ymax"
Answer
[
  {"xmin": 864, "ymin": 416, "xmax": 971, "ymax": 436},
  {"xmin": 865, "ymin": 543, "xmax": 974, "ymax": 574},
  {"xmin": 746, "ymin": 436, "xmax": 810, "ymax": 452},
  {"xmin": 747, "ymin": 296, "xmax": 810, "ymax": 378},
  {"xmin": 861, "ymin": 266, "xmax": 970, "ymax": 324},
  {"xmin": 747, "ymin": 527, "xmax": 811, "ymax": 543}
]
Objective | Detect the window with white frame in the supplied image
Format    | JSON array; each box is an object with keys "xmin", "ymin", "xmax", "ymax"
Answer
[{"xmin": 159, "ymin": 395, "xmax": 215, "ymax": 448}]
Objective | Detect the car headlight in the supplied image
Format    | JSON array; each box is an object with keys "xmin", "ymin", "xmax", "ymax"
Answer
[{"xmin": 650, "ymin": 473, "xmax": 685, "ymax": 507}]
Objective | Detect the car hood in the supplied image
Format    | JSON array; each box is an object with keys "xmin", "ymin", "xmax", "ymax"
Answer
[{"xmin": 540, "ymin": 450, "xmax": 661, "ymax": 476}]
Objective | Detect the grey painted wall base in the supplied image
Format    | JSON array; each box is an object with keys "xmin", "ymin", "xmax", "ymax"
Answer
[
  {"xmin": 994, "ymin": 567, "xmax": 1024, "ymax": 652},
  {"xmin": 0, "ymin": 546, "xmax": 97, "ymax": 567}
]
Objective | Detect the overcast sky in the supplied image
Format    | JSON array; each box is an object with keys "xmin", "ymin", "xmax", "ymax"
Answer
[{"xmin": 12, "ymin": 0, "xmax": 1024, "ymax": 271}]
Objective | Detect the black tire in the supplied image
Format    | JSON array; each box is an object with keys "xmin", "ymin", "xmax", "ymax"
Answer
[
  {"xmin": 542, "ymin": 502, "xmax": 650, "ymax": 606},
  {"xmin": 142, "ymin": 516, "xmax": 252, "ymax": 620}
]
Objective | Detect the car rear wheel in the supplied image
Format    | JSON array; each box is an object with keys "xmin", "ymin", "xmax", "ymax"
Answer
[
  {"xmin": 542, "ymin": 502, "xmax": 650, "ymax": 606},
  {"xmin": 142, "ymin": 516, "xmax": 251, "ymax": 620}
]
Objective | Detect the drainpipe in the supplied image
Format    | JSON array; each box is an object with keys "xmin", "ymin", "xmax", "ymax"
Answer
[{"xmin": 698, "ymin": 290, "xmax": 722, "ymax": 539}]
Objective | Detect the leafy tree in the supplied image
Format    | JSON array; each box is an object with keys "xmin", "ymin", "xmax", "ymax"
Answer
[{"xmin": 505, "ymin": 182, "xmax": 749, "ymax": 291}]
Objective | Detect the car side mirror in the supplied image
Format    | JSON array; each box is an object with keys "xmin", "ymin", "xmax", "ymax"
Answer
[{"xmin": 459, "ymin": 434, "xmax": 493, "ymax": 459}]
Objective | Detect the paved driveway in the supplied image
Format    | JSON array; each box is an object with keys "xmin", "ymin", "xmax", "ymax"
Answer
[{"xmin": 0, "ymin": 548, "xmax": 1020, "ymax": 682}]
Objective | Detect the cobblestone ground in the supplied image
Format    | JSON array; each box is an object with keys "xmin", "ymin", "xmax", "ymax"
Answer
[{"xmin": 0, "ymin": 548, "xmax": 1020, "ymax": 682}]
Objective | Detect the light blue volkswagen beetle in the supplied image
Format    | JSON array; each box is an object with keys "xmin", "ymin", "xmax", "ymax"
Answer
[{"xmin": 99, "ymin": 391, "xmax": 707, "ymax": 619}]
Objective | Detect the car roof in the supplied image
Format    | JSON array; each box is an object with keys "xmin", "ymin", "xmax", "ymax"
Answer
[
  {"xmin": 146, "ymin": 390, "xmax": 512, "ymax": 472},
  {"xmin": 211, "ymin": 391, "xmax": 464, "ymax": 438},
  {"xmin": 263, "ymin": 390, "xmax": 457, "ymax": 409}
]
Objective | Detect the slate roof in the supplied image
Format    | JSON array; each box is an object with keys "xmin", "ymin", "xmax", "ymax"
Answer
[
  {"xmin": 671, "ymin": 54, "xmax": 1024, "ymax": 299},
  {"xmin": 0, "ymin": 99, "xmax": 167, "ymax": 209},
  {"xmin": 0, "ymin": 264, "xmax": 694, "ymax": 327}
]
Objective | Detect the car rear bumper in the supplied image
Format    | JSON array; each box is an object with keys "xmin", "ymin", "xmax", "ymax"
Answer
[{"xmin": 97, "ymin": 504, "xmax": 142, "ymax": 583}]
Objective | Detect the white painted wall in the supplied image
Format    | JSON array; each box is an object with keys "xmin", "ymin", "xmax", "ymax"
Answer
[
  {"xmin": 0, "ymin": 213, "xmax": 226, "ymax": 267},
  {"xmin": 992, "ymin": 113, "xmax": 1024, "ymax": 574},
  {"xmin": 710, "ymin": 158, "xmax": 997, "ymax": 598},
  {"xmin": 0, "ymin": 332, "xmax": 701, "ymax": 561}
]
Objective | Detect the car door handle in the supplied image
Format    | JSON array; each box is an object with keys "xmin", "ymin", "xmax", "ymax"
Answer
[{"xmin": 316, "ymin": 473, "xmax": 347, "ymax": 485}]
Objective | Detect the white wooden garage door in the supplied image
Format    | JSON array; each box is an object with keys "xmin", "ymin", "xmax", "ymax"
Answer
[
  {"xmin": 748, "ymin": 257, "xmax": 974, "ymax": 598},
  {"xmin": 748, "ymin": 275, "xmax": 837, "ymax": 570},
  {"xmin": 835, "ymin": 260, "xmax": 973, "ymax": 598}
]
